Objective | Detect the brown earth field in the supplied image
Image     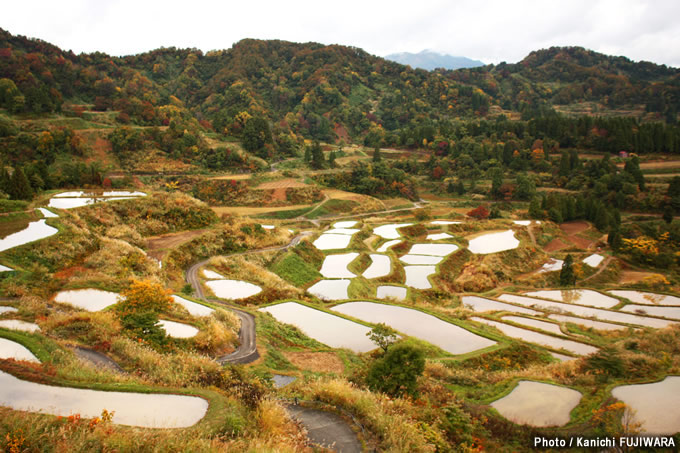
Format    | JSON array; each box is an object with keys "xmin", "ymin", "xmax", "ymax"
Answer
[
  {"xmin": 146, "ymin": 228, "xmax": 209, "ymax": 260},
  {"xmin": 209, "ymin": 174, "xmax": 252, "ymax": 180},
  {"xmin": 283, "ymin": 351, "xmax": 345, "ymax": 374},
  {"xmin": 560, "ymin": 221, "xmax": 590, "ymax": 235},
  {"xmin": 619, "ymin": 270, "xmax": 665, "ymax": 284},
  {"xmin": 544, "ymin": 238, "xmax": 568, "ymax": 252},
  {"xmin": 256, "ymin": 179, "xmax": 308, "ymax": 189},
  {"xmin": 211, "ymin": 204, "xmax": 311, "ymax": 216}
]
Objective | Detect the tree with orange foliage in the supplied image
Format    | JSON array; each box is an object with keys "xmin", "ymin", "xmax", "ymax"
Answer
[
  {"xmin": 117, "ymin": 280, "xmax": 172, "ymax": 345},
  {"xmin": 467, "ymin": 206, "xmax": 489, "ymax": 220}
]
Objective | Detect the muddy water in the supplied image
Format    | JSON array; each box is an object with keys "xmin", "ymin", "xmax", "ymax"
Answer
[
  {"xmin": 460, "ymin": 296, "xmax": 542, "ymax": 316},
  {"xmin": 0, "ymin": 220, "xmax": 58, "ymax": 252},
  {"xmin": 491, "ymin": 381, "xmax": 582, "ymax": 427},
  {"xmin": 306, "ymin": 279, "xmax": 351, "ymax": 300},
  {"xmin": 54, "ymin": 289, "xmax": 120, "ymax": 312},
  {"xmin": 611, "ymin": 376, "xmax": 680, "ymax": 434},
  {"xmin": 333, "ymin": 302, "xmax": 496, "ymax": 355},
  {"xmin": 205, "ymin": 280, "xmax": 262, "ymax": 299},
  {"xmin": 467, "ymin": 230, "xmax": 519, "ymax": 254},
  {"xmin": 498, "ymin": 294, "xmax": 675, "ymax": 328},
  {"xmin": 608, "ymin": 290, "xmax": 680, "ymax": 306},
  {"xmin": 524, "ymin": 290, "xmax": 619, "ymax": 309},
  {"xmin": 0, "ymin": 338, "xmax": 39, "ymax": 363},
  {"xmin": 363, "ymin": 254, "xmax": 391, "ymax": 279},
  {"xmin": 259, "ymin": 302, "xmax": 375, "ymax": 352},
  {"xmin": 320, "ymin": 253, "xmax": 359, "ymax": 279}
]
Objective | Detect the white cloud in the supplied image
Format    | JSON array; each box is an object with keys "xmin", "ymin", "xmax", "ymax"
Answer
[{"xmin": 2, "ymin": 0, "xmax": 679, "ymax": 67}]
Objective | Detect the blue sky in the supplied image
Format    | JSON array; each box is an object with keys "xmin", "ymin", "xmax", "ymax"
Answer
[{"xmin": 3, "ymin": 0, "xmax": 679, "ymax": 67}]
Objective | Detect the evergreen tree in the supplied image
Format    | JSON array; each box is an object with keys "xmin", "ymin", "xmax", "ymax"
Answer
[
  {"xmin": 304, "ymin": 146, "xmax": 311, "ymax": 162},
  {"xmin": 560, "ymin": 254, "xmax": 576, "ymax": 286},
  {"xmin": 310, "ymin": 141, "xmax": 325, "ymax": 169},
  {"xmin": 608, "ymin": 226, "xmax": 622, "ymax": 250},
  {"xmin": 372, "ymin": 146, "xmax": 382, "ymax": 163},
  {"xmin": 594, "ymin": 209, "xmax": 610, "ymax": 232},
  {"xmin": 366, "ymin": 344, "xmax": 425, "ymax": 398},
  {"xmin": 9, "ymin": 166, "xmax": 33, "ymax": 200},
  {"xmin": 528, "ymin": 197, "xmax": 543, "ymax": 219},
  {"xmin": 455, "ymin": 180, "xmax": 466, "ymax": 195},
  {"xmin": 663, "ymin": 205, "xmax": 674, "ymax": 224},
  {"xmin": 328, "ymin": 150, "xmax": 336, "ymax": 168}
]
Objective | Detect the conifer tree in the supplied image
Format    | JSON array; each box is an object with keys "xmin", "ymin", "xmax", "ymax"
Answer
[
  {"xmin": 9, "ymin": 166, "xmax": 33, "ymax": 200},
  {"xmin": 560, "ymin": 254, "xmax": 576, "ymax": 286}
]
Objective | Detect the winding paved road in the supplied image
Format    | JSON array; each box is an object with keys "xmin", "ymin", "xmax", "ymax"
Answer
[{"xmin": 185, "ymin": 232, "xmax": 313, "ymax": 364}]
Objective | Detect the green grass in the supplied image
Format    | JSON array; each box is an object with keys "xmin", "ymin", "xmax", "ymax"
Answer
[
  {"xmin": 271, "ymin": 252, "xmax": 321, "ymax": 287},
  {"xmin": 305, "ymin": 199, "xmax": 358, "ymax": 219},
  {"xmin": 0, "ymin": 199, "xmax": 29, "ymax": 214},
  {"xmin": 255, "ymin": 206, "xmax": 314, "ymax": 219}
]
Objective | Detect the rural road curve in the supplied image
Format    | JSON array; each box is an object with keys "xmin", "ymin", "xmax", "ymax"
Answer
[
  {"xmin": 185, "ymin": 232, "xmax": 313, "ymax": 364},
  {"xmin": 286, "ymin": 404, "xmax": 362, "ymax": 453}
]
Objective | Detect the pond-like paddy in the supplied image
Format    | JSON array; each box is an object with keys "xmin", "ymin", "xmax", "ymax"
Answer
[
  {"xmin": 332, "ymin": 302, "xmax": 496, "ymax": 355},
  {"xmin": 202, "ymin": 269, "xmax": 226, "ymax": 279},
  {"xmin": 260, "ymin": 224, "xmax": 275, "ymax": 230},
  {"xmin": 538, "ymin": 259, "xmax": 563, "ymax": 273},
  {"xmin": 205, "ymin": 280, "xmax": 262, "ymax": 299},
  {"xmin": 582, "ymin": 254, "xmax": 604, "ymax": 267},
  {"xmin": 548, "ymin": 314, "xmax": 626, "ymax": 331},
  {"xmin": 502, "ymin": 316, "xmax": 565, "ymax": 336},
  {"xmin": 611, "ymin": 376, "xmax": 680, "ymax": 434},
  {"xmin": 0, "ymin": 370, "xmax": 207, "ymax": 428},
  {"xmin": 313, "ymin": 233, "xmax": 352, "ymax": 250},
  {"xmin": 333, "ymin": 220, "xmax": 358, "ymax": 228},
  {"xmin": 512, "ymin": 220, "xmax": 532, "ymax": 226},
  {"xmin": 307, "ymin": 279, "xmax": 351, "ymax": 301},
  {"xmin": 376, "ymin": 239, "xmax": 401, "ymax": 253},
  {"xmin": 0, "ymin": 338, "xmax": 39, "ymax": 363},
  {"xmin": 498, "ymin": 294, "xmax": 675, "ymax": 328},
  {"xmin": 491, "ymin": 381, "xmax": 582, "ymax": 427},
  {"xmin": 0, "ymin": 306, "xmax": 18, "ymax": 314},
  {"xmin": 376, "ymin": 286, "xmax": 407, "ymax": 301},
  {"xmin": 272, "ymin": 374, "xmax": 297, "ymax": 388},
  {"xmin": 408, "ymin": 243, "xmax": 459, "ymax": 256},
  {"xmin": 467, "ymin": 230, "xmax": 519, "ymax": 254},
  {"xmin": 37, "ymin": 208, "xmax": 58, "ymax": 218},
  {"xmin": 0, "ymin": 265, "xmax": 13, "ymax": 272},
  {"xmin": 325, "ymin": 228, "xmax": 360, "ymax": 235},
  {"xmin": 259, "ymin": 302, "xmax": 375, "ymax": 352},
  {"xmin": 620, "ymin": 304, "xmax": 680, "ymax": 320},
  {"xmin": 0, "ymin": 220, "xmax": 58, "ymax": 252},
  {"xmin": 0, "ymin": 320, "xmax": 41, "ymax": 332},
  {"xmin": 399, "ymin": 255, "xmax": 443, "ymax": 265},
  {"xmin": 460, "ymin": 296, "xmax": 542, "ymax": 316},
  {"xmin": 48, "ymin": 197, "xmax": 138, "ymax": 210},
  {"xmin": 608, "ymin": 290, "xmax": 680, "ymax": 306},
  {"xmin": 172, "ymin": 295, "xmax": 215, "ymax": 317},
  {"xmin": 54, "ymin": 289, "xmax": 120, "ymax": 312},
  {"xmin": 426, "ymin": 233, "xmax": 453, "ymax": 241},
  {"xmin": 373, "ymin": 223, "xmax": 412, "ymax": 239},
  {"xmin": 363, "ymin": 254, "xmax": 391, "ymax": 279},
  {"xmin": 471, "ymin": 317, "xmax": 598, "ymax": 355},
  {"xmin": 524, "ymin": 290, "xmax": 619, "ymax": 309},
  {"xmin": 404, "ymin": 266, "xmax": 436, "ymax": 289},
  {"xmin": 320, "ymin": 253, "xmax": 359, "ymax": 279},
  {"xmin": 158, "ymin": 320, "xmax": 199, "ymax": 338}
]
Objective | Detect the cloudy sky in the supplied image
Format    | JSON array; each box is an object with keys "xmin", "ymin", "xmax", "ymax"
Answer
[{"xmin": 3, "ymin": 0, "xmax": 680, "ymax": 67}]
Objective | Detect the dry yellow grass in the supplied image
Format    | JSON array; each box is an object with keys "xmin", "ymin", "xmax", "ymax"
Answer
[
  {"xmin": 211, "ymin": 205, "xmax": 311, "ymax": 216},
  {"xmin": 209, "ymin": 174, "xmax": 253, "ymax": 180},
  {"xmin": 283, "ymin": 351, "xmax": 345, "ymax": 374}
]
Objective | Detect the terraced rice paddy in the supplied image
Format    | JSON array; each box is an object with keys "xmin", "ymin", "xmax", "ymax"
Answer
[
  {"xmin": 376, "ymin": 286, "xmax": 407, "ymax": 301},
  {"xmin": 0, "ymin": 220, "xmax": 58, "ymax": 252},
  {"xmin": 471, "ymin": 317, "xmax": 598, "ymax": 355},
  {"xmin": 611, "ymin": 376, "xmax": 680, "ymax": 434},
  {"xmin": 0, "ymin": 338, "xmax": 39, "ymax": 362},
  {"xmin": 172, "ymin": 295, "xmax": 215, "ymax": 317},
  {"xmin": 333, "ymin": 302, "xmax": 496, "ymax": 355},
  {"xmin": 320, "ymin": 253, "xmax": 359, "ymax": 278},
  {"xmin": 362, "ymin": 254, "xmax": 391, "ymax": 279},
  {"xmin": 307, "ymin": 279, "xmax": 351, "ymax": 300},
  {"xmin": 491, "ymin": 381, "xmax": 582, "ymax": 427},
  {"xmin": 373, "ymin": 223, "xmax": 412, "ymax": 239},
  {"xmin": 158, "ymin": 320, "xmax": 199, "ymax": 338},
  {"xmin": 524, "ymin": 290, "xmax": 619, "ymax": 309},
  {"xmin": 0, "ymin": 320, "xmax": 41, "ymax": 332},
  {"xmin": 205, "ymin": 280, "xmax": 262, "ymax": 299},
  {"xmin": 608, "ymin": 290, "xmax": 680, "ymax": 306},
  {"xmin": 467, "ymin": 230, "xmax": 519, "ymax": 254},
  {"xmin": 460, "ymin": 296, "xmax": 542, "ymax": 316},
  {"xmin": 0, "ymin": 370, "xmax": 207, "ymax": 428},
  {"xmin": 259, "ymin": 302, "xmax": 375, "ymax": 352},
  {"xmin": 54, "ymin": 289, "xmax": 120, "ymax": 312}
]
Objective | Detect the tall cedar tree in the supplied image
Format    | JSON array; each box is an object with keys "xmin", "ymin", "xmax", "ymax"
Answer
[
  {"xmin": 10, "ymin": 166, "xmax": 33, "ymax": 200},
  {"xmin": 560, "ymin": 254, "xmax": 576, "ymax": 286}
]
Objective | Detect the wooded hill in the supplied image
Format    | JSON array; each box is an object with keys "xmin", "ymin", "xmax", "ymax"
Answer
[{"xmin": 1, "ymin": 28, "xmax": 678, "ymax": 146}]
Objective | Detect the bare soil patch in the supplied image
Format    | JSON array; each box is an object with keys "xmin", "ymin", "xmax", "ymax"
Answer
[
  {"xmin": 568, "ymin": 235, "xmax": 594, "ymax": 250},
  {"xmin": 146, "ymin": 229, "xmax": 209, "ymax": 260},
  {"xmin": 560, "ymin": 221, "xmax": 590, "ymax": 235},
  {"xmin": 211, "ymin": 205, "xmax": 311, "ymax": 216},
  {"xmin": 544, "ymin": 238, "xmax": 568, "ymax": 252},
  {"xmin": 283, "ymin": 351, "xmax": 345, "ymax": 374},
  {"xmin": 210, "ymin": 174, "xmax": 252, "ymax": 180},
  {"xmin": 619, "ymin": 271, "xmax": 665, "ymax": 284}
]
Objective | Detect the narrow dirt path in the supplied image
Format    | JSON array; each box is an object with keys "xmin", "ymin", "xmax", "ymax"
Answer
[
  {"xmin": 286, "ymin": 404, "xmax": 362, "ymax": 453},
  {"xmin": 578, "ymin": 256, "xmax": 613, "ymax": 284},
  {"xmin": 185, "ymin": 232, "xmax": 313, "ymax": 364}
]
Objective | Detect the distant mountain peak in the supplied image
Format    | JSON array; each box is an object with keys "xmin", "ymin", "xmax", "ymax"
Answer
[{"xmin": 385, "ymin": 50, "xmax": 484, "ymax": 71}]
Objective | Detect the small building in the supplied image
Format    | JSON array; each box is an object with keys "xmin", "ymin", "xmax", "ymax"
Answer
[{"xmin": 619, "ymin": 151, "xmax": 629, "ymax": 158}]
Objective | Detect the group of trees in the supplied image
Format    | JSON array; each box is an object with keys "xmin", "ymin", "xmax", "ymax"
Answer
[{"xmin": 316, "ymin": 160, "xmax": 419, "ymax": 200}]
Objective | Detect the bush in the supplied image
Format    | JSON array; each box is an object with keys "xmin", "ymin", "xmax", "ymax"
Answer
[{"xmin": 366, "ymin": 343, "xmax": 425, "ymax": 397}]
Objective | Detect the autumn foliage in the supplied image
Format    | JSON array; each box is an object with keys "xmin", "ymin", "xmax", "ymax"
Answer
[
  {"xmin": 118, "ymin": 279, "xmax": 172, "ymax": 315},
  {"xmin": 467, "ymin": 206, "xmax": 490, "ymax": 220}
]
